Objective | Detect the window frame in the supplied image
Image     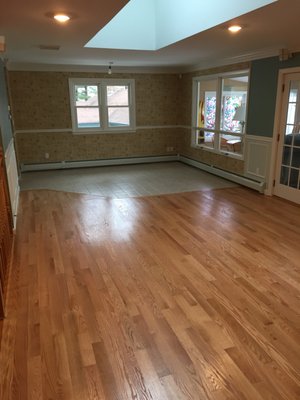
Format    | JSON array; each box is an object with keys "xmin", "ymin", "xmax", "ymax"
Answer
[
  {"xmin": 69, "ymin": 78, "xmax": 136, "ymax": 134},
  {"xmin": 191, "ymin": 70, "xmax": 249, "ymax": 159}
]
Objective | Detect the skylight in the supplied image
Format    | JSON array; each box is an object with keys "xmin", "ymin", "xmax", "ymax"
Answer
[{"xmin": 85, "ymin": 0, "xmax": 277, "ymax": 51}]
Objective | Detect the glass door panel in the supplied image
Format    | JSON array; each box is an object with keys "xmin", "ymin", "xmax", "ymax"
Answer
[{"xmin": 275, "ymin": 74, "xmax": 300, "ymax": 203}]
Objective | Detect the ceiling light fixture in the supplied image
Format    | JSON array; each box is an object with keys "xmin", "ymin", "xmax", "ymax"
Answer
[
  {"xmin": 46, "ymin": 11, "xmax": 77, "ymax": 22},
  {"xmin": 54, "ymin": 14, "xmax": 70, "ymax": 23},
  {"xmin": 228, "ymin": 25, "xmax": 242, "ymax": 33}
]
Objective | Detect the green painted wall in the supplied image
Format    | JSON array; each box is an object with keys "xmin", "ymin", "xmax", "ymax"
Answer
[
  {"xmin": 0, "ymin": 59, "xmax": 13, "ymax": 150},
  {"xmin": 247, "ymin": 57, "xmax": 279, "ymax": 137},
  {"xmin": 247, "ymin": 53, "xmax": 300, "ymax": 137}
]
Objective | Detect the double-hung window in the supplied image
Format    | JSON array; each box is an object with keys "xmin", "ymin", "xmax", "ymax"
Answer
[
  {"xmin": 69, "ymin": 78, "xmax": 136, "ymax": 133},
  {"xmin": 192, "ymin": 71, "xmax": 249, "ymax": 157}
]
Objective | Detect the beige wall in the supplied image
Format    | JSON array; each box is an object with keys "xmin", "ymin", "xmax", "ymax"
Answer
[
  {"xmin": 8, "ymin": 63, "xmax": 248, "ymax": 173},
  {"xmin": 9, "ymin": 71, "xmax": 181, "ymax": 164},
  {"xmin": 16, "ymin": 128, "xmax": 181, "ymax": 163}
]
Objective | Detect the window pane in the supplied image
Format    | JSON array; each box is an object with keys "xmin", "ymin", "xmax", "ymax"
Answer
[
  {"xmin": 197, "ymin": 130, "xmax": 214, "ymax": 148},
  {"xmin": 284, "ymin": 133, "xmax": 294, "ymax": 145},
  {"xmin": 76, "ymin": 107, "xmax": 100, "ymax": 128},
  {"xmin": 108, "ymin": 107, "xmax": 130, "ymax": 127},
  {"xmin": 285, "ymin": 124, "xmax": 294, "ymax": 135},
  {"xmin": 291, "ymin": 147, "xmax": 300, "ymax": 168},
  {"xmin": 221, "ymin": 134, "xmax": 242, "ymax": 153},
  {"xmin": 205, "ymin": 95, "xmax": 216, "ymax": 129},
  {"xmin": 287, "ymin": 103, "xmax": 296, "ymax": 125},
  {"xmin": 289, "ymin": 88, "xmax": 298, "ymax": 102},
  {"xmin": 75, "ymin": 85, "xmax": 98, "ymax": 106},
  {"xmin": 289, "ymin": 168, "xmax": 299, "ymax": 188},
  {"xmin": 282, "ymin": 146, "xmax": 292, "ymax": 165},
  {"xmin": 221, "ymin": 76, "xmax": 248, "ymax": 133},
  {"xmin": 280, "ymin": 166, "xmax": 289, "ymax": 185},
  {"xmin": 196, "ymin": 80, "xmax": 218, "ymax": 130},
  {"xmin": 107, "ymin": 86, "xmax": 129, "ymax": 106},
  {"xmin": 289, "ymin": 80, "xmax": 300, "ymax": 102}
]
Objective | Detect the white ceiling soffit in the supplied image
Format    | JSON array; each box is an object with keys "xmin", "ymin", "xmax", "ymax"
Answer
[{"xmin": 86, "ymin": 0, "xmax": 277, "ymax": 51}]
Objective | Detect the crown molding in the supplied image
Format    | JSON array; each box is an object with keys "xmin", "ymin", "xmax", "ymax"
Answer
[
  {"xmin": 6, "ymin": 61, "xmax": 183, "ymax": 74},
  {"xmin": 181, "ymin": 47, "xmax": 282, "ymax": 73},
  {"xmin": 7, "ymin": 46, "xmax": 300, "ymax": 75}
]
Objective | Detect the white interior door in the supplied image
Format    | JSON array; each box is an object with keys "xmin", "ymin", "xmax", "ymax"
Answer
[{"xmin": 274, "ymin": 73, "xmax": 300, "ymax": 204}]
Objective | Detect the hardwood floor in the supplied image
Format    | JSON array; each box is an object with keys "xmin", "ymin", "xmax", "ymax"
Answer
[{"xmin": 0, "ymin": 187, "xmax": 300, "ymax": 399}]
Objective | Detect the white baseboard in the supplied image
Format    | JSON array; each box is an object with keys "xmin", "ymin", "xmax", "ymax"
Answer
[
  {"xmin": 179, "ymin": 155, "xmax": 265, "ymax": 193},
  {"xmin": 21, "ymin": 155, "xmax": 180, "ymax": 172}
]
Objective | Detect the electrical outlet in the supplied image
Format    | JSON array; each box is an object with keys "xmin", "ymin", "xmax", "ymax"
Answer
[
  {"xmin": 45, "ymin": 152, "xmax": 50, "ymax": 159},
  {"xmin": 166, "ymin": 146, "xmax": 174, "ymax": 152}
]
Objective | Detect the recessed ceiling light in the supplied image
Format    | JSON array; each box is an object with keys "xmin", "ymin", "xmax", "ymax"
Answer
[
  {"xmin": 45, "ymin": 11, "xmax": 77, "ymax": 22},
  {"xmin": 228, "ymin": 25, "xmax": 242, "ymax": 33},
  {"xmin": 54, "ymin": 14, "xmax": 70, "ymax": 23}
]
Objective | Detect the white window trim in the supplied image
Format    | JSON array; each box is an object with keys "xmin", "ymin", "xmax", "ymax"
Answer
[
  {"xmin": 69, "ymin": 78, "xmax": 136, "ymax": 134},
  {"xmin": 191, "ymin": 70, "xmax": 249, "ymax": 159}
]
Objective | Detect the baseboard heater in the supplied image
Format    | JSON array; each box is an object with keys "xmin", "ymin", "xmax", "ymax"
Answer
[
  {"xmin": 179, "ymin": 155, "xmax": 265, "ymax": 193},
  {"xmin": 20, "ymin": 155, "xmax": 179, "ymax": 172}
]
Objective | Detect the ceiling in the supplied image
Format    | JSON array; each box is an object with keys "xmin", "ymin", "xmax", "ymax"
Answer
[{"xmin": 1, "ymin": 0, "xmax": 300, "ymax": 72}]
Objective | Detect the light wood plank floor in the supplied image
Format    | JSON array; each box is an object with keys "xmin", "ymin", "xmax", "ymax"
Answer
[{"xmin": 1, "ymin": 187, "xmax": 300, "ymax": 399}]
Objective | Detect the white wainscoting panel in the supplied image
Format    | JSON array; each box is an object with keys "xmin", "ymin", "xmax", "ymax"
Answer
[{"xmin": 244, "ymin": 135, "xmax": 273, "ymax": 189}]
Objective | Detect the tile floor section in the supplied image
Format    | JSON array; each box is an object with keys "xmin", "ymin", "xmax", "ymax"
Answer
[{"xmin": 20, "ymin": 162, "xmax": 237, "ymax": 198}]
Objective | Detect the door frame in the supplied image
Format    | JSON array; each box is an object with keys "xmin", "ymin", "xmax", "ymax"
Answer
[{"xmin": 268, "ymin": 66, "xmax": 300, "ymax": 199}]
